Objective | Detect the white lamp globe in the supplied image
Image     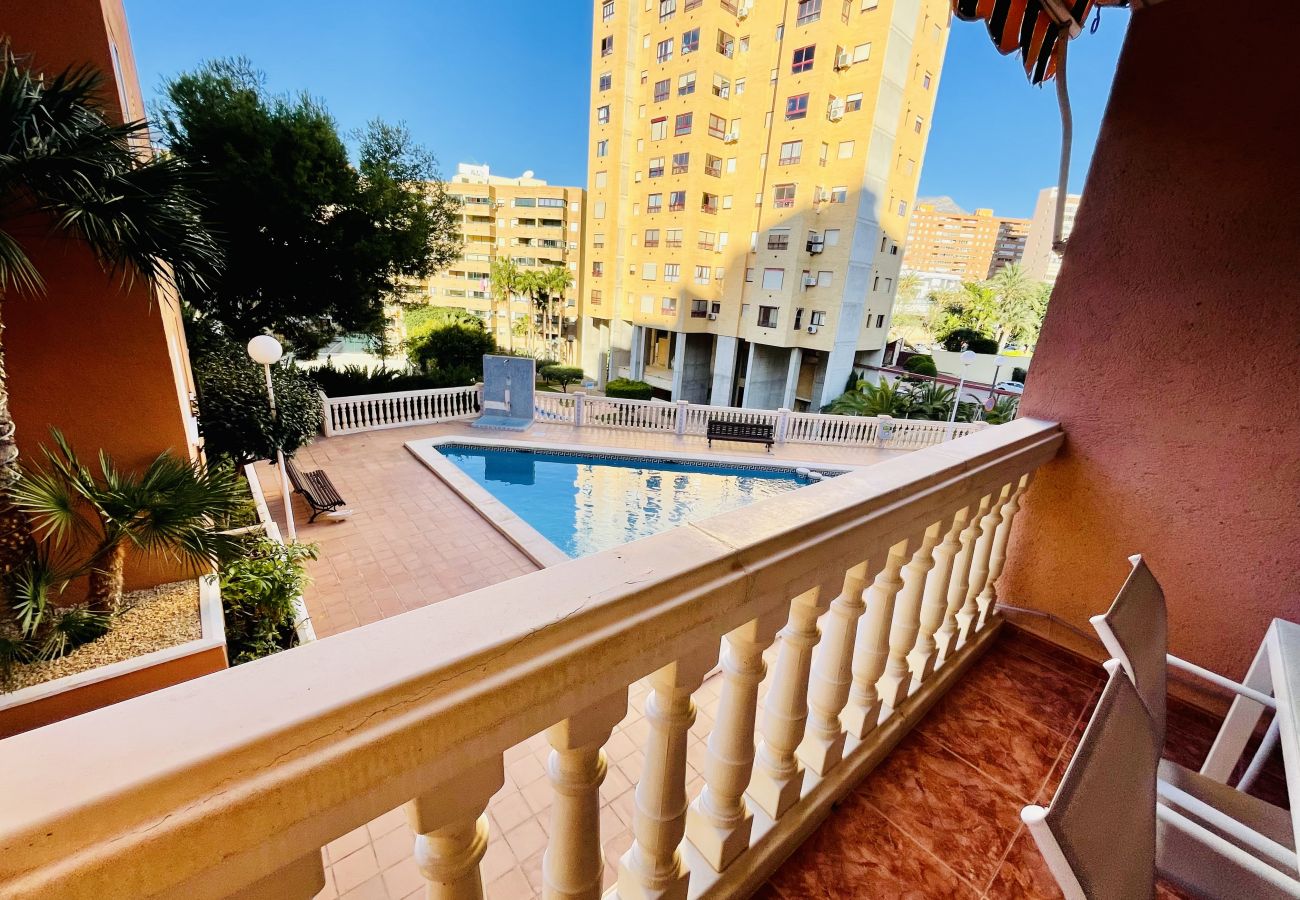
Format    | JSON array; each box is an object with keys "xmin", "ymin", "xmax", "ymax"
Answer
[
  {"xmin": 995, "ymin": 354, "xmax": 1011, "ymax": 367},
  {"xmin": 959, "ymin": 349, "xmax": 977, "ymax": 365},
  {"xmin": 247, "ymin": 334, "xmax": 284, "ymax": 365}
]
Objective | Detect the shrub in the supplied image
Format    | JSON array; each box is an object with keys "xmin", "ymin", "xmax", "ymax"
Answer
[
  {"xmin": 1011, "ymin": 367, "xmax": 1028, "ymax": 384},
  {"xmin": 219, "ymin": 536, "xmax": 318, "ymax": 665},
  {"xmin": 188, "ymin": 320, "xmax": 323, "ymax": 467},
  {"xmin": 540, "ymin": 365, "xmax": 584, "ymax": 392},
  {"xmin": 309, "ymin": 361, "xmax": 449, "ymax": 396},
  {"xmin": 941, "ymin": 329, "xmax": 999, "ymax": 355},
  {"xmin": 604, "ymin": 378, "xmax": 654, "ymax": 400},
  {"xmin": 903, "ymin": 355, "xmax": 938, "ymax": 377},
  {"xmin": 407, "ymin": 322, "xmax": 497, "ymax": 376}
]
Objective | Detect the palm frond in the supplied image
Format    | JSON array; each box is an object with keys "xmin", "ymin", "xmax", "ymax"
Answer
[{"xmin": 35, "ymin": 606, "xmax": 110, "ymax": 661}]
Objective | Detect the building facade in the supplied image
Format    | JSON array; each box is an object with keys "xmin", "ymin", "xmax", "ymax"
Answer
[
  {"xmin": 900, "ymin": 198, "xmax": 1029, "ymax": 284},
  {"xmin": 1020, "ymin": 186, "xmax": 1080, "ymax": 285},
  {"xmin": 414, "ymin": 164, "xmax": 585, "ymax": 360},
  {"xmin": 581, "ymin": 0, "xmax": 950, "ymax": 410}
]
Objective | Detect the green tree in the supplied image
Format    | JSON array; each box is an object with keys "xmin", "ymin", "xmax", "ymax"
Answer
[
  {"xmin": 985, "ymin": 264, "xmax": 1048, "ymax": 348},
  {"xmin": 829, "ymin": 379, "xmax": 912, "ymax": 417},
  {"xmin": 542, "ymin": 266, "xmax": 575, "ymax": 359},
  {"xmin": 155, "ymin": 59, "xmax": 461, "ymax": 354},
  {"xmin": 0, "ymin": 44, "xmax": 221, "ymax": 570},
  {"xmin": 489, "ymin": 257, "xmax": 522, "ymax": 354},
  {"xmin": 516, "ymin": 269, "xmax": 545, "ymax": 355},
  {"xmin": 407, "ymin": 322, "xmax": 496, "ymax": 377}
]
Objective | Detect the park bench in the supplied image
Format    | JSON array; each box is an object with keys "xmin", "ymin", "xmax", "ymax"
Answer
[
  {"xmin": 706, "ymin": 419, "xmax": 775, "ymax": 451},
  {"xmin": 286, "ymin": 458, "xmax": 350, "ymax": 522}
]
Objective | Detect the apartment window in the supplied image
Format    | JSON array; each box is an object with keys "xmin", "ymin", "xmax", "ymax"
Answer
[
  {"xmin": 861, "ymin": 0, "xmax": 878, "ymax": 8},
  {"xmin": 592, "ymin": 261, "xmax": 604, "ymax": 277},
  {"xmin": 597, "ymin": 105, "xmax": 610, "ymax": 124},
  {"xmin": 647, "ymin": 193, "xmax": 663, "ymax": 213},
  {"xmin": 914, "ymin": 115, "xmax": 924, "ymax": 133},
  {"xmin": 923, "ymin": 71, "xmax": 932, "ymax": 90},
  {"xmin": 767, "ymin": 229, "xmax": 790, "ymax": 250},
  {"xmin": 829, "ymin": 185, "xmax": 847, "ymax": 203},
  {"xmin": 694, "ymin": 265, "xmax": 711, "ymax": 284},
  {"xmin": 785, "ymin": 93, "xmax": 809, "ymax": 120},
  {"xmin": 599, "ymin": 72, "xmax": 612, "ymax": 91},
  {"xmin": 853, "ymin": 42, "xmax": 871, "ymax": 63},
  {"xmin": 837, "ymin": 140, "xmax": 854, "ymax": 158},
  {"xmin": 792, "ymin": 45, "xmax": 815, "ymax": 73},
  {"xmin": 655, "ymin": 39, "xmax": 674, "ymax": 63},
  {"xmin": 664, "ymin": 263, "xmax": 680, "ymax": 283},
  {"xmin": 889, "ymin": 243, "xmax": 898, "ymax": 255},
  {"xmin": 896, "ymin": 200, "xmax": 906, "ymax": 216},
  {"xmin": 765, "ymin": 111, "xmax": 774, "ymax": 128},
  {"xmin": 654, "ymin": 79, "xmax": 670, "ymax": 102},
  {"xmin": 649, "ymin": 156, "xmax": 665, "ymax": 177},
  {"xmin": 712, "ymin": 74, "xmax": 730, "ymax": 98},
  {"xmin": 846, "ymin": 92, "xmax": 863, "ymax": 112},
  {"xmin": 778, "ymin": 140, "xmax": 802, "ymax": 165},
  {"xmin": 761, "ymin": 268, "xmax": 784, "ymax": 290},
  {"xmin": 773, "ymin": 183, "xmax": 796, "ymax": 208},
  {"xmin": 701, "ymin": 192, "xmax": 719, "ymax": 214},
  {"xmin": 796, "ymin": 0, "xmax": 822, "ymax": 25},
  {"xmin": 672, "ymin": 151, "xmax": 690, "ymax": 174},
  {"xmin": 704, "ymin": 154, "xmax": 722, "ymax": 177},
  {"xmin": 651, "ymin": 116, "xmax": 668, "ymax": 140},
  {"xmin": 669, "ymin": 112, "xmax": 690, "ymax": 136},
  {"xmin": 716, "ymin": 30, "xmax": 735, "ymax": 57},
  {"xmin": 592, "ymin": 233, "xmax": 605, "ymax": 249},
  {"xmin": 594, "ymin": 200, "xmax": 607, "ymax": 218},
  {"xmin": 669, "ymin": 190, "xmax": 686, "ymax": 211},
  {"xmin": 758, "ymin": 305, "xmax": 780, "ymax": 327},
  {"xmin": 698, "ymin": 230, "xmax": 716, "ymax": 249},
  {"xmin": 601, "ymin": 36, "xmax": 614, "ymax": 57},
  {"xmin": 640, "ymin": 295, "xmax": 653, "ymax": 313},
  {"xmin": 666, "ymin": 228, "xmax": 683, "ymax": 247},
  {"xmin": 708, "ymin": 113, "xmax": 726, "ymax": 139},
  {"xmin": 822, "ymin": 228, "xmax": 839, "ymax": 246},
  {"xmin": 643, "ymin": 262, "xmax": 657, "ymax": 280},
  {"xmin": 745, "ymin": 267, "xmax": 755, "ymax": 282},
  {"xmin": 644, "ymin": 228, "xmax": 660, "ymax": 247},
  {"xmin": 876, "ymin": 314, "xmax": 885, "ymax": 328},
  {"xmin": 685, "ymin": 0, "xmax": 702, "ymax": 8},
  {"xmin": 596, "ymin": 139, "xmax": 608, "ymax": 157},
  {"xmin": 691, "ymin": 298, "xmax": 708, "ymax": 317},
  {"xmin": 659, "ymin": 0, "xmax": 676, "ymax": 22},
  {"xmin": 740, "ymin": 35, "xmax": 750, "ymax": 51},
  {"xmin": 594, "ymin": 171, "xmax": 608, "ymax": 188},
  {"xmin": 591, "ymin": 289, "xmax": 603, "ymax": 306},
  {"xmin": 682, "ymin": 27, "xmax": 700, "ymax": 54},
  {"xmin": 661, "ymin": 297, "xmax": 677, "ymax": 315},
  {"xmin": 678, "ymin": 71, "xmax": 697, "ymax": 95},
  {"xmin": 817, "ymin": 270, "xmax": 833, "ymax": 287},
  {"xmin": 793, "ymin": 308, "xmax": 804, "ymax": 330},
  {"xmin": 602, "ymin": 0, "xmax": 615, "ymax": 21}
]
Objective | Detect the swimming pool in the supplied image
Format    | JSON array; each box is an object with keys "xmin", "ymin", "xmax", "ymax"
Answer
[{"xmin": 435, "ymin": 444, "xmax": 825, "ymax": 559}]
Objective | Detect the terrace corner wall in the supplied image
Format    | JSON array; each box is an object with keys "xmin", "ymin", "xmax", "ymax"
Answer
[{"xmin": 1001, "ymin": 0, "xmax": 1300, "ymax": 698}]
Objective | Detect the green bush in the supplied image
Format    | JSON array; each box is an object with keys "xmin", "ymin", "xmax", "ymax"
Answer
[
  {"xmin": 219, "ymin": 536, "xmax": 318, "ymax": 665},
  {"xmin": 604, "ymin": 378, "xmax": 654, "ymax": 400},
  {"xmin": 187, "ymin": 319, "xmax": 323, "ymax": 467},
  {"xmin": 540, "ymin": 365, "xmax": 584, "ymax": 392},
  {"xmin": 941, "ymin": 329, "xmax": 999, "ymax": 355},
  {"xmin": 407, "ymin": 322, "xmax": 496, "ymax": 377},
  {"xmin": 1011, "ymin": 367, "xmax": 1028, "ymax": 384},
  {"xmin": 309, "ymin": 361, "xmax": 454, "ymax": 396},
  {"xmin": 903, "ymin": 355, "xmax": 938, "ymax": 377}
]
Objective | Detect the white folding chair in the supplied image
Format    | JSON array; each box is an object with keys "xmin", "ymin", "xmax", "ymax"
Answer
[{"xmin": 1023, "ymin": 664, "xmax": 1300, "ymax": 899}]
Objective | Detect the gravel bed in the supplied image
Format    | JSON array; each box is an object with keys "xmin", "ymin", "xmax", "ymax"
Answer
[{"xmin": 3, "ymin": 580, "xmax": 202, "ymax": 693}]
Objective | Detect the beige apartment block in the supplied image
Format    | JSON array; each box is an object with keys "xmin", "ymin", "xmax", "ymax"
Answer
[
  {"xmin": 900, "ymin": 198, "xmax": 1029, "ymax": 298},
  {"xmin": 581, "ymin": 0, "xmax": 950, "ymax": 409},
  {"xmin": 1021, "ymin": 185, "xmax": 1081, "ymax": 286},
  {"xmin": 411, "ymin": 164, "xmax": 585, "ymax": 361}
]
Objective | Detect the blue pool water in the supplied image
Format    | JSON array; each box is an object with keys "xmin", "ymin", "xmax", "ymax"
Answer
[{"xmin": 438, "ymin": 444, "xmax": 815, "ymax": 558}]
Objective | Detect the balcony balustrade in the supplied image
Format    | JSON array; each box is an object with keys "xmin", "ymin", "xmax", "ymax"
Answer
[{"xmin": 0, "ymin": 421, "xmax": 1061, "ymax": 899}]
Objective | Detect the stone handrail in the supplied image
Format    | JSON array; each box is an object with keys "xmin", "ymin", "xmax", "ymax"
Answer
[
  {"xmin": 321, "ymin": 384, "xmax": 482, "ymax": 436},
  {"xmin": 0, "ymin": 420, "xmax": 1062, "ymax": 898}
]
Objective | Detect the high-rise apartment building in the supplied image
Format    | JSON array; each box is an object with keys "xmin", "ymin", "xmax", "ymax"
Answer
[
  {"xmin": 580, "ymin": 0, "xmax": 950, "ymax": 410},
  {"xmin": 1021, "ymin": 186, "xmax": 1081, "ymax": 285},
  {"xmin": 414, "ymin": 164, "xmax": 585, "ymax": 359},
  {"xmin": 900, "ymin": 197, "xmax": 1029, "ymax": 284}
]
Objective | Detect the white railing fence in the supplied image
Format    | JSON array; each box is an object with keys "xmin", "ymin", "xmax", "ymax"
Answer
[
  {"xmin": 0, "ymin": 420, "xmax": 1062, "ymax": 900},
  {"xmin": 320, "ymin": 384, "xmax": 482, "ymax": 436}
]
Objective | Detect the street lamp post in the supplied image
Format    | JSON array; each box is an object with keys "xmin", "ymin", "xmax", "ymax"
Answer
[
  {"xmin": 247, "ymin": 335, "xmax": 296, "ymax": 540},
  {"xmin": 992, "ymin": 354, "xmax": 1011, "ymax": 392},
  {"xmin": 947, "ymin": 349, "xmax": 977, "ymax": 439}
]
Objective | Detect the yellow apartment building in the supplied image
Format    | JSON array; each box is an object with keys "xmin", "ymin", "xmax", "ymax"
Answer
[
  {"xmin": 580, "ymin": 0, "xmax": 950, "ymax": 409},
  {"xmin": 1021, "ymin": 185, "xmax": 1081, "ymax": 286},
  {"xmin": 900, "ymin": 198, "xmax": 1029, "ymax": 295},
  {"xmin": 413, "ymin": 164, "xmax": 585, "ymax": 360}
]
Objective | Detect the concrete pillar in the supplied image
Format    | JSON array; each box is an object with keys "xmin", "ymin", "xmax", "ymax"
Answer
[
  {"xmin": 630, "ymin": 326, "xmax": 646, "ymax": 380},
  {"xmin": 782, "ymin": 348, "xmax": 803, "ymax": 410},
  {"xmin": 710, "ymin": 336, "xmax": 739, "ymax": 407},
  {"xmin": 670, "ymin": 331, "xmax": 685, "ymax": 400},
  {"xmin": 740, "ymin": 341, "xmax": 758, "ymax": 408}
]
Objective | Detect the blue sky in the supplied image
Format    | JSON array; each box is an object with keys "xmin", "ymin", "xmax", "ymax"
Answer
[{"xmin": 125, "ymin": 0, "xmax": 1129, "ymax": 219}]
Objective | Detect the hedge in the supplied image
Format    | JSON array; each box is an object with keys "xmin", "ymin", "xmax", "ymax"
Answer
[{"xmin": 604, "ymin": 378, "xmax": 654, "ymax": 400}]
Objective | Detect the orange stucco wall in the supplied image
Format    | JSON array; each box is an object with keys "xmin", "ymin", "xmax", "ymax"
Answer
[
  {"xmin": 1001, "ymin": 0, "xmax": 1300, "ymax": 691},
  {"xmin": 5, "ymin": 0, "xmax": 200, "ymax": 591}
]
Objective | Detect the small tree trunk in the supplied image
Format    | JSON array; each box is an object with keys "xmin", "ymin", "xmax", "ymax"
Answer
[
  {"xmin": 87, "ymin": 542, "xmax": 128, "ymax": 614},
  {"xmin": 0, "ymin": 315, "xmax": 33, "ymax": 578}
]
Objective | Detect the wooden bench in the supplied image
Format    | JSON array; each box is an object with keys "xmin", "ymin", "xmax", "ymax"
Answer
[
  {"xmin": 706, "ymin": 419, "xmax": 775, "ymax": 451},
  {"xmin": 285, "ymin": 458, "xmax": 349, "ymax": 522}
]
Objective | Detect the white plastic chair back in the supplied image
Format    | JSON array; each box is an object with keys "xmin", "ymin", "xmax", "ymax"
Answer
[{"xmin": 1091, "ymin": 555, "xmax": 1168, "ymax": 745}]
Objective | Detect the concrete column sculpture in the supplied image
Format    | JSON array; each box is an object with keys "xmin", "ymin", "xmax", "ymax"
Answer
[
  {"xmin": 877, "ymin": 525, "xmax": 941, "ymax": 711},
  {"xmin": 909, "ymin": 508, "xmax": 969, "ymax": 681},
  {"xmin": 842, "ymin": 540, "xmax": 911, "ymax": 738},
  {"xmin": 405, "ymin": 759, "xmax": 505, "ymax": 900}
]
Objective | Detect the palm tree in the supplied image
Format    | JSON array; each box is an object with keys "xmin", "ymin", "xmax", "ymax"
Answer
[
  {"xmin": 985, "ymin": 264, "xmax": 1045, "ymax": 348},
  {"xmin": 489, "ymin": 257, "xmax": 521, "ymax": 353},
  {"xmin": 515, "ymin": 269, "xmax": 544, "ymax": 355},
  {"xmin": 543, "ymin": 265, "xmax": 575, "ymax": 360},
  {"xmin": 0, "ymin": 44, "xmax": 221, "ymax": 571},
  {"xmin": 829, "ymin": 378, "xmax": 911, "ymax": 417},
  {"xmin": 12, "ymin": 431, "xmax": 245, "ymax": 612}
]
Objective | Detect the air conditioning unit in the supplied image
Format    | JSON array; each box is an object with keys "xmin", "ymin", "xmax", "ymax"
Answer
[
  {"xmin": 807, "ymin": 325, "xmax": 819, "ymax": 334},
  {"xmin": 807, "ymin": 236, "xmax": 825, "ymax": 254},
  {"xmin": 828, "ymin": 102, "xmax": 845, "ymax": 122},
  {"xmin": 737, "ymin": 1, "xmax": 753, "ymax": 18},
  {"xmin": 835, "ymin": 53, "xmax": 852, "ymax": 70},
  {"xmin": 723, "ymin": 131, "xmax": 739, "ymax": 144},
  {"xmin": 707, "ymin": 312, "xmax": 719, "ymax": 320},
  {"xmin": 801, "ymin": 273, "xmax": 817, "ymax": 287}
]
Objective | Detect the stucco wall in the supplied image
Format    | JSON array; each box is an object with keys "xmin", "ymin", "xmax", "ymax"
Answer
[{"xmin": 1001, "ymin": 0, "xmax": 1300, "ymax": 692}]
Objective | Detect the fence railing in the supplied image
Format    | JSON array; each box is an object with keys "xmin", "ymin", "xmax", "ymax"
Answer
[
  {"xmin": 0, "ymin": 420, "xmax": 1062, "ymax": 899},
  {"xmin": 320, "ymin": 384, "xmax": 482, "ymax": 436}
]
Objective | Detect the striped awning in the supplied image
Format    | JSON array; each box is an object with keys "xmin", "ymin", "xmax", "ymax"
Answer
[{"xmin": 952, "ymin": 0, "xmax": 1099, "ymax": 84}]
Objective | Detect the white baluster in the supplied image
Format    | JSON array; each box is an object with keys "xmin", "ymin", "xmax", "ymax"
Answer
[
  {"xmin": 959, "ymin": 485, "xmax": 1009, "ymax": 645},
  {"xmin": 405, "ymin": 758, "xmax": 504, "ymax": 900},
  {"xmin": 748, "ymin": 587, "xmax": 827, "ymax": 819},
  {"xmin": 877, "ymin": 524, "xmax": 941, "ymax": 711},
  {"xmin": 842, "ymin": 540, "xmax": 910, "ymax": 739},
  {"xmin": 797, "ymin": 562, "xmax": 874, "ymax": 776},
  {"xmin": 545, "ymin": 694, "xmax": 628, "ymax": 900},
  {"xmin": 949, "ymin": 496, "xmax": 993, "ymax": 657},
  {"xmin": 617, "ymin": 651, "xmax": 714, "ymax": 900},
  {"xmin": 685, "ymin": 610, "xmax": 783, "ymax": 872},
  {"xmin": 909, "ymin": 508, "xmax": 968, "ymax": 682},
  {"xmin": 975, "ymin": 474, "xmax": 1029, "ymax": 627}
]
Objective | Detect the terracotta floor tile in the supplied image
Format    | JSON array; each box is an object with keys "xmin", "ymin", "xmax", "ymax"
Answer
[
  {"xmin": 485, "ymin": 867, "xmax": 531, "ymax": 899},
  {"xmin": 984, "ymin": 825, "xmax": 1062, "ymax": 899},
  {"xmin": 963, "ymin": 642, "xmax": 1099, "ymax": 737}
]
